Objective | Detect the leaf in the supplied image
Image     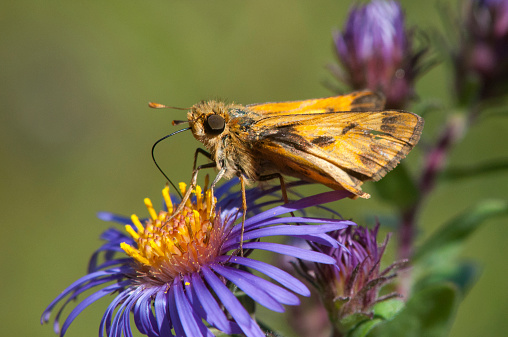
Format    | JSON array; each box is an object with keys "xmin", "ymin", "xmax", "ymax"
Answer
[
  {"xmin": 374, "ymin": 163, "xmax": 420, "ymax": 209},
  {"xmin": 413, "ymin": 261, "xmax": 479, "ymax": 295},
  {"xmin": 341, "ymin": 299, "xmax": 404, "ymax": 337},
  {"xmin": 367, "ymin": 284, "xmax": 458, "ymax": 337},
  {"xmin": 373, "ymin": 299, "xmax": 405, "ymax": 320},
  {"xmin": 413, "ymin": 200, "xmax": 508, "ymax": 263},
  {"xmin": 347, "ymin": 317, "xmax": 383, "ymax": 337}
]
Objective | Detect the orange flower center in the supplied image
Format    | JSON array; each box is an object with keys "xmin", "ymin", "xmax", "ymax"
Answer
[{"xmin": 121, "ymin": 183, "xmax": 221, "ymax": 285}]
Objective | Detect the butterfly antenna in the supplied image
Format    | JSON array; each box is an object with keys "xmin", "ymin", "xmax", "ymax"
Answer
[
  {"xmin": 148, "ymin": 102, "xmax": 189, "ymax": 110},
  {"xmin": 151, "ymin": 127, "xmax": 191, "ymax": 199}
]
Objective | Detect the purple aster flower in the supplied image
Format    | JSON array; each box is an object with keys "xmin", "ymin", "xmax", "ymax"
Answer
[
  {"xmin": 332, "ymin": 0, "xmax": 429, "ymax": 109},
  {"xmin": 41, "ymin": 180, "xmax": 355, "ymax": 337},
  {"xmin": 455, "ymin": 0, "xmax": 508, "ymax": 100},
  {"xmin": 294, "ymin": 224, "xmax": 406, "ymax": 333}
]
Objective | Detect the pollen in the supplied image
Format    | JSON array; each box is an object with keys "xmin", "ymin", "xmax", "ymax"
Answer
[{"xmin": 121, "ymin": 183, "xmax": 220, "ymax": 285}]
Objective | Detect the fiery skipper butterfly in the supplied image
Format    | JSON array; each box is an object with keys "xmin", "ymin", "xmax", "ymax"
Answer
[{"xmin": 151, "ymin": 91, "xmax": 423, "ymax": 248}]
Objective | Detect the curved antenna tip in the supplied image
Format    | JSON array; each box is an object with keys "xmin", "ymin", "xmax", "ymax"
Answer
[
  {"xmin": 148, "ymin": 102, "xmax": 189, "ymax": 110},
  {"xmin": 148, "ymin": 102, "xmax": 167, "ymax": 109}
]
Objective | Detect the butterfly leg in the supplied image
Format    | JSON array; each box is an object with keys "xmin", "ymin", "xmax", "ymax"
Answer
[
  {"xmin": 207, "ymin": 167, "xmax": 226, "ymax": 218},
  {"xmin": 193, "ymin": 148, "xmax": 213, "ymax": 170},
  {"xmin": 259, "ymin": 173, "xmax": 295, "ymax": 217},
  {"xmin": 168, "ymin": 162, "xmax": 217, "ymax": 225},
  {"xmin": 239, "ymin": 174, "xmax": 247, "ymax": 256}
]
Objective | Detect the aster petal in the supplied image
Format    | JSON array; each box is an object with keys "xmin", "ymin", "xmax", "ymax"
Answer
[
  {"xmin": 201, "ymin": 266, "xmax": 265, "ymax": 337},
  {"xmin": 132, "ymin": 287, "xmax": 161, "ymax": 337},
  {"xmin": 173, "ymin": 279, "xmax": 214, "ymax": 337},
  {"xmin": 98, "ymin": 227, "xmax": 131, "ymax": 242},
  {"xmin": 211, "ymin": 264, "xmax": 285, "ymax": 312},
  {"xmin": 154, "ymin": 288, "xmax": 173, "ymax": 337},
  {"xmin": 296, "ymin": 233, "xmax": 345, "ymax": 248},
  {"xmin": 188, "ymin": 273, "xmax": 242, "ymax": 335},
  {"xmin": 42, "ymin": 267, "xmax": 129, "ymax": 323},
  {"xmin": 97, "ymin": 211, "xmax": 133, "ymax": 225},
  {"xmin": 217, "ymin": 255, "xmax": 310, "ymax": 296},
  {"xmin": 167, "ymin": 285, "xmax": 185, "ymax": 337},
  {"xmin": 89, "ymin": 258, "xmax": 131, "ymax": 274},
  {"xmin": 58, "ymin": 280, "xmax": 131, "ymax": 336},
  {"xmin": 50, "ymin": 274, "xmax": 124, "ymax": 332},
  {"xmin": 242, "ymin": 241, "xmax": 337, "ymax": 264},
  {"xmin": 213, "ymin": 264, "xmax": 299, "ymax": 306},
  {"xmin": 110, "ymin": 287, "xmax": 143, "ymax": 337},
  {"xmin": 100, "ymin": 288, "xmax": 133, "ymax": 337},
  {"xmin": 238, "ymin": 222, "xmax": 354, "ymax": 239},
  {"xmin": 243, "ymin": 190, "xmax": 351, "ymax": 230}
]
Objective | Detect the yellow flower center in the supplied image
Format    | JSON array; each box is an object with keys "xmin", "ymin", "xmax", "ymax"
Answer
[{"xmin": 121, "ymin": 183, "xmax": 220, "ymax": 285}]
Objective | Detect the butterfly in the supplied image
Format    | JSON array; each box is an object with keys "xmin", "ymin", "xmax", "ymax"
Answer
[{"xmin": 151, "ymin": 91, "xmax": 424, "ymax": 251}]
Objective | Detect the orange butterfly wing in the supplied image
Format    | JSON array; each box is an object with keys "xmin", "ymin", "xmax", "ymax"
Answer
[
  {"xmin": 250, "ymin": 109, "xmax": 423, "ymax": 197},
  {"xmin": 247, "ymin": 91, "xmax": 385, "ymax": 115}
]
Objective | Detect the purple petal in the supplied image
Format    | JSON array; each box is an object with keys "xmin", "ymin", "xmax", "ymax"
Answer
[
  {"xmin": 189, "ymin": 273, "xmax": 242, "ymax": 335},
  {"xmin": 243, "ymin": 190, "xmax": 351, "ymax": 230},
  {"xmin": 167, "ymin": 283, "xmax": 185, "ymax": 337},
  {"xmin": 241, "ymin": 241, "xmax": 337, "ymax": 264},
  {"xmin": 97, "ymin": 212, "xmax": 132, "ymax": 225},
  {"xmin": 295, "ymin": 234, "xmax": 344, "ymax": 248},
  {"xmin": 110, "ymin": 288, "xmax": 143, "ymax": 337},
  {"xmin": 133, "ymin": 287, "xmax": 160, "ymax": 337},
  {"xmin": 100, "ymin": 288, "xmax": 131, "ymax": 337},
  {"xmin": 210, "ymin": 264, "xmax": 285, "ymax": 312},
  {"xmin": 50, "ymin": 274, "xmax": 124, "ymax": 331},
  {"xmin": 60, "ymin": 280, "xmax": 130, "ymax": 336},
  {"xmin": 216, "ymin": 255, "xmax": 310, "ymax": 296},
  {"xmin": 217, "ymin": 264, "xmax": 299, "ymax": 305},
  {"xmin": 154, "ymin": 289, "xmax": 173, "ymax": 336},
  {"xmin": 201, "ymin": 266, "xmax": 265, "ymax": 337},
  {"xmin": 41, "ymin": 268, "xmax": 128, "ymax": 323},
  {"xmin": 173, "ymin": 280, "xmax": 213, "ymax": 337},
  {"xmin": 234, "ymin": 221, "xmax": 354, "ymax": 239}
]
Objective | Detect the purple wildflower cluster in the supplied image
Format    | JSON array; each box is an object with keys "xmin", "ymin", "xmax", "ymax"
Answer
[
  {"xmin": 332, "ymin": 0, "xmax": 429, "ymax": 109},
  {"xmin": 456, "ymin": 0, "xmax": 508, "ymax": 99},
  {"xmin": 295, "ymin": 225, "xmax": 406, "ymax": 325},
  {"xmin": 41, "ymin": 181, "xmax": 356, "ymax": 337}
]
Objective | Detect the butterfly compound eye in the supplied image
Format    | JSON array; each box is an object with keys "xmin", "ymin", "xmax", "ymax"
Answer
[{"xmin": 205, "ymin": 114, "xmax": 225, "ymax": 134}]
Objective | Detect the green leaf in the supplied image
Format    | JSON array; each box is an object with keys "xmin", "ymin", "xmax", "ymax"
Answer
[
  {"xmin": 374, "ymin": 163, "xmax": 420, "ymax": 209},
  {"xmin": 413, "ymin": 261, "xmax": 479, "ymax": 295},
  {"xmin": 340, "ymin": 300, "xmax": 405, "ymax": 337},
  {"xmin": 347, "ymin": 317, "xmax": 383, "ymax": 337},
  {"xmin": 339, "ymin": 312, "xmax": 374, "ymax": 333},
  {"xmin": 414, "ymin": 200, "xmax": 508, "ymax": 263},
  {"xmin": 367, "ymin": 284, "xmax": 458, "ymax": 337},
  {"xmin": 373, "ymin": 299, "xmax": 405, "ymax": 320}
]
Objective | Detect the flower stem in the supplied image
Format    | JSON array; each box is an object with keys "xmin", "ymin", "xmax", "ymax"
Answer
[{"xmin": 398, "ymin": 111, "xmax": 470, "ymax": 296}]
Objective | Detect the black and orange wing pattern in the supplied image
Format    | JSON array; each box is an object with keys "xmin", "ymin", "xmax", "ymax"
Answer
[{"xmin": 247, "ymin": 96, "xmax": 423, "ymax": 197}]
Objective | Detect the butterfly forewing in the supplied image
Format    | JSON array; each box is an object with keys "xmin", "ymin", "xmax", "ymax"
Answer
[
  {"xmin": 247, "ymin": 91, "xmax": 385, "ymax": 115},
  {"xmin": 249, "ymin": 109, "xmax": 423, "ymax": 197}
]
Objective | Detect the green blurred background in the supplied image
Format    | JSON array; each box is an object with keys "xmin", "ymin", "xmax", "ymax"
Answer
[{"xmin": 2, "ymin": 0, "xmax": 507, "ymax": 336}]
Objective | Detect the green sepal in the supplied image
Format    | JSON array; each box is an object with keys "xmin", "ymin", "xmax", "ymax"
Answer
[
  {"xmin": 338, "ymin": 299, "xmax": 404, "ymax": 337},
  {"xmin": 338, "ymin": 312, "xmax": 373, "ymax": 335},
  {"xmin": 347, "ymin": 317, "xmax": 384, "ymax": 337},
  {"xmin": 373, "ymin": 299, "xmax": 405, "ymax": 320}
]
